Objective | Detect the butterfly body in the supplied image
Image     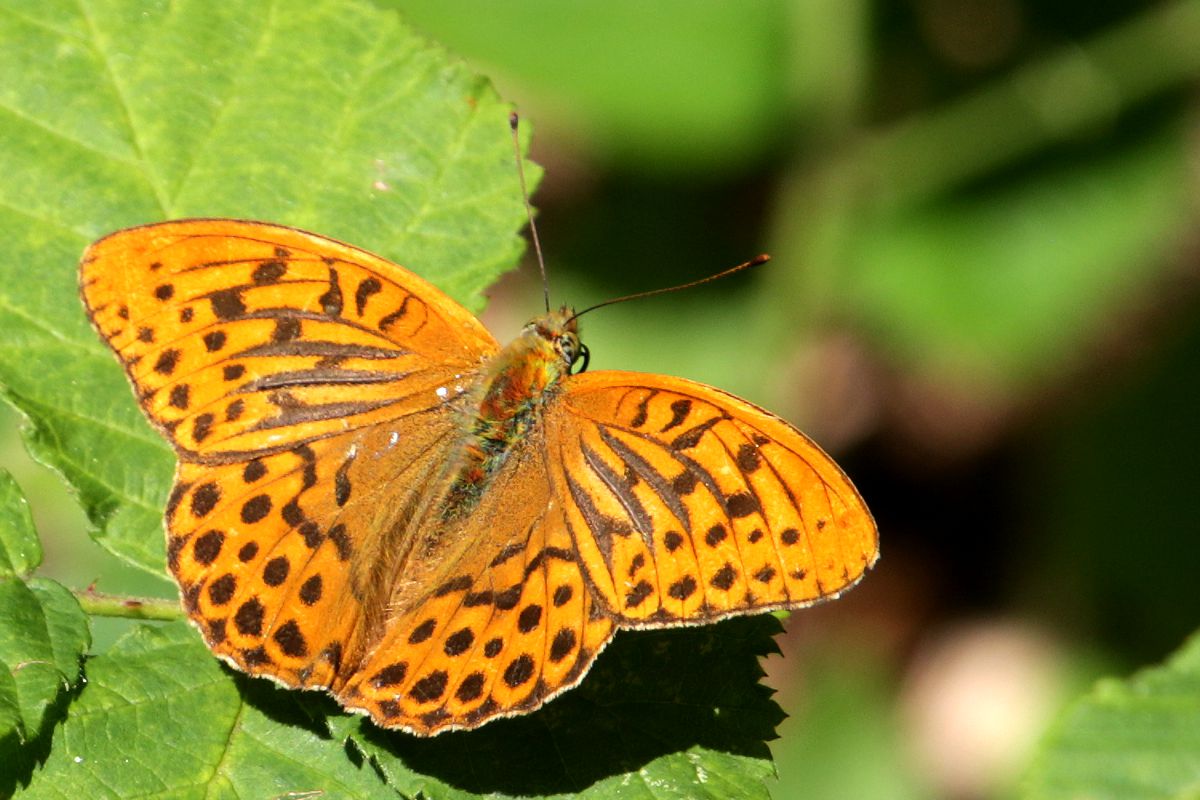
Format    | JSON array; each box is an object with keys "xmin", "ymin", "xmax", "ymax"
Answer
[
  {"xmin": 441, "ymin": 308, "xmax": 579, "ymax": 520},
  {"xmin": 80, "ymin": 219, "xmax": 878, "ymax": 735}
]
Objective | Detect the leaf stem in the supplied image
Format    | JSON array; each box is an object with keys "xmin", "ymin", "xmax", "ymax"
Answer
[{"xmin": 74, "ymin": 589, "xmax": 183, "ymax": 621}]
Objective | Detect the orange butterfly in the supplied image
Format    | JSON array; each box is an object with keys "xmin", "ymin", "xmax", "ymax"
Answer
[{"xmin": 79, "ymin": 219, "xmax": 877, "ymax": 735}]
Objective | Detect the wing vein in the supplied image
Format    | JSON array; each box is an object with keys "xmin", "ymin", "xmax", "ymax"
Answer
[
  {"xmin": 580, "ymin": 433, "xmax": 653, "ymax": 545},
  {"xmin": 597, "ymin": 426, "xmax": 690, "ymax": 532}
]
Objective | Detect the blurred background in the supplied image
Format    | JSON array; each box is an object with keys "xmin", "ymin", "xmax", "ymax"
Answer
[{"xmin": 3, "ymin": 1, "xmax": 1199, "ymax": 797}]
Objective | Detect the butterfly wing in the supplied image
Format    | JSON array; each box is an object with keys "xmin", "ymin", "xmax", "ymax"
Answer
[
  {"xmin": 543, "ymin": 371, "xmax": 878, "ymax": 625},
  {"xmin": 81, "ymin": 219, "xmax": 496, "ymax": 459},
  {"xmin": 338, "ymin": 433, "xmax": 615, "ymax": 735},
  {"xmin": 80, "ymin": 219, "xmax": 499, "ymax": 687}
]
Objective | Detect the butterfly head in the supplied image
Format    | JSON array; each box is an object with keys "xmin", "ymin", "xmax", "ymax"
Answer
[{"xmin": 529, "ymin": 306, "xmax": 589, "ymax": 375}]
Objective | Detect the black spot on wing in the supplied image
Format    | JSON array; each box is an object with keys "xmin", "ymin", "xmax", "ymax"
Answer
[
  {"xmin": 660, "ymin": 398, "xmax": 692, "ymax": 432},
  {"xmin": 209, "ymin": 288, "xmax": 246, "ymax": 320},
  {"xmin": 670, "ymin": 416, "xmax": 722, "ymax": 450},
  {"xmin": 629, "ymin": 390, "xmax": 657, "ymax": 428},
  {"xmin": 252, "ymin": 260, "xmax": 287, "ymax": 284},
  {"xmin": 624, "ymin": 580, "xmax": 653, "ymax": 608},
  {"xmin": 202, "ymin": 330, "xmax": 227, "ymax": 352},
  {"xmin": 409, "ymin": 670, "xmax": 448, "ymax": 702},
  {"xmin": 319, "ymin": 267, "xmax": 343, "ymax": 316},
  {"xmin": 379, "ymin": 295, "xmax": 417, "ymax": 331},
  {"xmin": 272, "ymin": 317, "xmax": 301, "ymax": 343},
  {"xmin": 434, "ymin": 575, "xmax": 473, "ymax": 597},
  {"xmin": 736, "ymin": 443, "xmax": 762, "ymax": 472},
  {"xmin": 726, "ymin": 491, "xmax": 760, "ymax": 518},
  {"xmin": 489, "ymin": 542, "xmax": 525, "ymax": 568},
  {"xmin": 154, "ymin": 348, "xmax": 180, "ymax": 375},
  {"xmin": 355, "ymin": 277, "xmax": 382, "ymax": 316},
  {"xmin": 334, "ymin": 450, "xmax": 355, "ymax": 507},
  {"xmin": 169, "ymin": 384, "xmax": 190, "ymax": 410},
  {"xmin": 273, "ymin": 620, "xmax": 308, "ymax": 658}
]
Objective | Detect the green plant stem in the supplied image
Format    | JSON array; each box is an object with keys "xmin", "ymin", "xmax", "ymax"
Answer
[{"xmin": 75, "ymin": 589, "xmax": 182, "ymax": 621}]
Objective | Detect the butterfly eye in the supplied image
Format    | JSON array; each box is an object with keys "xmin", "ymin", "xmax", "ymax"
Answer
[{"xmin": 570, "ymin": 342, "xmax": 590, "ymax": 374}]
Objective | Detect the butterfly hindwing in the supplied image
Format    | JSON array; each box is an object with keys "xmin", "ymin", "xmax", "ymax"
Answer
[
  {"xmin": 168, "ymin": 412, "xmax": 463, "ymax": 690},
  {"xmin": 545, "ymin": 371, "xmax": 878, "ymax": 626},
  {"xmin": 339, "ymin": 441, "xmax": 614, "ymax": 735}
]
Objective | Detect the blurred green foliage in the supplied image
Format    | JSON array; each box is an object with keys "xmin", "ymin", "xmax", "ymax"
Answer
[{"xmin": 1, "ymin": 0, "xmax": 1198, "ymax": 797}]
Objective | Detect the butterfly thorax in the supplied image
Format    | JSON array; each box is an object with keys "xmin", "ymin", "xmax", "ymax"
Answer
[{"xmin": 440, "ymin": 308, "xmax": 580, "ymax": 519}]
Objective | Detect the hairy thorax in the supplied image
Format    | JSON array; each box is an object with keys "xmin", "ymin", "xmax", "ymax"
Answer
[
  {"xmin": 439, "ymin": 310, "xmax": 579, "ymax": 520},
  {"xmin": 363, "ymin": 310, "xmax": 579, "ymax": 634}
]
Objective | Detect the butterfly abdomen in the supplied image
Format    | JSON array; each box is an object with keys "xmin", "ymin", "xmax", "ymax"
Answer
[{"xmin": 440, "ymin": 311, "xmax": 578, "ymax": 519}]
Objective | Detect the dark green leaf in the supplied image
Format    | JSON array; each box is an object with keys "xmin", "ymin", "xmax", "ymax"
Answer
[
  {"xmin": 0, "ymin": 577, "xmax": 89, "ymax": 754},
  {"xmin": 20, "ymin": 618, "xmax": 784, "ymax": 798},
  {"xmin": 0, "ymin": 469, "xmax": 40, "ymax": 576},
  {"xmin": 18, "ymin": 621, "xmax": 387, "ymax": 797}
]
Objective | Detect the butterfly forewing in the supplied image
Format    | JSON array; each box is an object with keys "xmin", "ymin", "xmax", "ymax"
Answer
[
  {"xmin": 545, "ymin": 372, "xmax": 878, "ymax": 626},
  {"xmin": 80, "ymin": 219, "xmax": 497, "ymax": 459}
]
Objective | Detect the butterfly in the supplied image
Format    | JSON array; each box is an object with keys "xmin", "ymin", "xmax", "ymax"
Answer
[{"xmin": 79, "ymin": 218, "xmax": 878, "ymax": 735}]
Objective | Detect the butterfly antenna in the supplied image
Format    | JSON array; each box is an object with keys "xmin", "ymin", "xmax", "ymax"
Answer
[
  {"xmin": 568, "ymin": 254, "xmax": 771, "ymax": 323},
  {"xmin": 510, "ymin": 112, "xmax": 551, "ymax": 313}
]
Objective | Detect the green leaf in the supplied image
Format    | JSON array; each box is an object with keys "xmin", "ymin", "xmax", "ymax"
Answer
[
  {"xmin": 0, "ymin": 472, "xmax": 88, "ymax": 761},
  {"xmin": 337, "ymin": 616, "xmax": 781, "ymax": 800},
  {"xmin": 1024, "ymin": 630, "xmax": 1200, "ymax": 800},
  {"xmin": 18, "ymin": 621, "xmax": 387, "ymax": 798},
  {"xmin": 0, "ymin": 0, "xmax": 529, "ymax": 577},
  {"xmin": 0, "ymin": 577, "xmax": 89, "ymax": 754},
  {"xmin": 0, "ymin": 469, "xmax": 41, "ymax": 576}
]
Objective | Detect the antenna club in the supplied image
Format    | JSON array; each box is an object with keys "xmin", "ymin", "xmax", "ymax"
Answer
[{"xmin": 509, "ymin": 111, "xmax": 519, "ymax": 130}]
